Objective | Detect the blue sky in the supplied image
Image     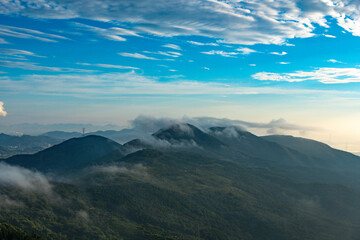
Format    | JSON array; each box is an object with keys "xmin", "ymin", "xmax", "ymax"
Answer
[{"xmin": 1, "ymin": 0, "xmax": 360, "ymax": 151}]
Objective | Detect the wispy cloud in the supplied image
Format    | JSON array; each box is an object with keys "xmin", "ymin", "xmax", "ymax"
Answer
[
  {"xmin": 0, "ymin": 101, "xmax": 6, "ymax": 117},
  {"xmin": 162, "ymin": 44, "xmax": 181, "ymax": 50},
  {"xmin": 143, "ymin": 51, "xmax": 181, "ymax": 58},
  {"xmin": 0, "ymin": 24, "xmax": 67, "ymax": 43},
  {"xmin": 0, "ymin": 49, "xmax": 45, "ymax": 59},
  {"xmin": 72, "ymin": 23, "xmax": 140, "ymax": 41},
  {"xmin": 252, "ymin": 67, "xmax": 360, "ymax": 84},
  {"xmin": 201, "ymin": 50, "xmax": 238, "ymax": 57},
  {"xmin": 278, "ymin": 62, "xmax": 290, "ymax": 64},
  {"xmin": 77, "ymin": 63, "xmax": 139, "ymax": 70},
  {"xmin": 118, "ymin": 52, "xmax": 158, "ymax": 60},
  {"xmin": 187, "ymin": 41, "xmax": 218, "ymax": 46},
  {"xmin": 236, "ymin": 47, "xmax": 257, "ymax": 55},
  {"xmin": 324, "ymin": 34, "xmax": 336, "ymax": 38},
  {"xmin": 270, "ymin": 51, "xmax": 287, "ymax": 56},
  {"xmin": 0, "ymin": 60, "xmax": 95, "ymax": 72},
  {"xmin": 327, "ymin": 59, "xmax": 342, "ymax": 63},
  {"xmin": 0, "ymin": 38, "xmax": 8, "ymax": 44}
]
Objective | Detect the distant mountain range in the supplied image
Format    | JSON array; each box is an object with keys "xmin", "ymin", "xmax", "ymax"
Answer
[
  {"xmin": 0, "ymin": 128, "xmax": 144, "ymax": 158},
  {"xmin": 2, "ymin": 123, "xmax": 360, "ymax": 239}
]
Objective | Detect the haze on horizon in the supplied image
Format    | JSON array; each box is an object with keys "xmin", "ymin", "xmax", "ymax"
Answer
[{"xmin": 1, "ymin": 0, "xmax": 360, "ymax": 153}]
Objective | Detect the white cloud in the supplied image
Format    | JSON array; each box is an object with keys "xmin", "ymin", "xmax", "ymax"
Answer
[
  {"xmin": 236, "ymin": 47, "xmax": 257, "ymax": 55},
  {"xmin": 0, "ymin": 24, "xmax": 67, "ymax": 43},
  {"xmin": 249, "ymin": 64, "xmax": 256, "ymax": 67},
  {"xmin": 0, "ymin": 38, "xmax": 8, "ymax": 44},
  {"xmin": 168, "ymin": 51, "xmax": 182, "ymax": 56},
  {"xmin": 327, "ymin": 59, "xmax": 342, "ymax": 63},
  {"xmin": 143, "ymin": 51, "xmax": 181, "ymax": 58},
  {"xmin": 278, "ymin": 62, "xmax": 290, "ymax": 64},
  {"xmin": 110, "ymin": 27, "xmax": 140, "ymax": 36},
  {"xmin": 202, "ymin": 67, "xmax": 210, "ymax": 70},
  {"xmin": 118, "ymin": 52, "xmax": 158, "ymax": 60},
  {"xmin": 270, "ymin": 51, "xmax": 287, "ymax": 56},
  {"xmin": 77, "ymin": 63, "xmax": 139, "ymax": 70},
  {"xmin": 0, "ymin": 101, "xmax": 6, "ymax": 117},
  {"xmin": 72, "ymin": 22, "xmax": 141, "ymax": 41},
  {"xmin": 252, "ymin": 67, "xmax": 360, "ymax": 84},
  {"xmin": 163, "ymin": 44, "xmax": 181, "ymax": 50},
  {"xmin": 0, "ymin": 162, "xmax": 52, "ymax": 194},
  {"xmin": 201, "ymin": 50, "xmax": 238, "ymax": 57},
  {"xmin": 0, "ymin": 49, "xmax": 45, "ymax": 58},
  {"xmin": 324, "ymin": 34, "xmax": 336, "ymax": 38},
  {"xmin": 0, "ymin": 60, "xmax": 95, "ymax": 72},
  {"xmin": 187, "ymin": 41, "xmax": 218, "ymax": 46}
]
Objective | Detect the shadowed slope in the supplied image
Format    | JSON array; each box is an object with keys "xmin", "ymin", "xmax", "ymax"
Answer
[{"xmin": 4, "ymin": 135, "xmax": 124, "ymax": 173}]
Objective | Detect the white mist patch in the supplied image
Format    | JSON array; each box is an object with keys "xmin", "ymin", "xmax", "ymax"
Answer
[
  {"xmin": 142, "ymin": 136, "xmax": 199, "ymax": 150},
  {"xmin": 0, "ymin": 162, "xmax": 52, "ymax": 195},
  {"xmin": 173, "ymin": 123, "xmax": 195, "ymax": 137},
  {"xmin": 91, "ymin": 163, "xmax": 148, "ymax": 178},
  {"xmin": 210, "ymin": 127, "xmax": 241, "ymax": 138},
  {"xmin": 0, "ymin": 194, "xmax": 24, "ymax": 208},
  {"xmin": 76, "ymin": 210, "xmax": 90, "ymax": 223}
]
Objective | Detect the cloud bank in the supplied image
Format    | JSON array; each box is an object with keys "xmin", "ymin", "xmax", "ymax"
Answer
[
  {"xmin": 3, "ymin": 0, "xmax": 360, "ymax": 45},
  {"xmin": 130, "ymin": 115, "xmax": 317, "ymax": 135}
]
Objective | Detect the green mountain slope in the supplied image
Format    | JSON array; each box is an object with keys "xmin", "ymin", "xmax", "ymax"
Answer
[
  {"xmin": 2, "ymin": 149, "xmax": 360, "ymax": 239},
  {"xmin": 0, "ymin": 223, "xmax": 42, "ymax": 240},
  {"xmin": 4, "ymin": 135, "xmax": 124, "ymax": 173}
]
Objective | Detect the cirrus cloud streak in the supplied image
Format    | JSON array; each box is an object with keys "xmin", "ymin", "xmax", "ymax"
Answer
[{"xmin": 252, "ymin": 68, "xmax": 360, "ymax": 84}]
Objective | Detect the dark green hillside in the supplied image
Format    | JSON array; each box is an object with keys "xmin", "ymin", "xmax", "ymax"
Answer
[
  {"xmin": 263, "ymin": 135, "xmax": 360, "ymax": 170},
  {"xmin": 2, "ymin": 149, "xmax": 360, "ymax": 239},
  {"xmin": 4, "ymin": 135, "xmax": 124, "ymax": 173},
  {"xmin": 0, "ymin": 223, "xmax": 42, "ymax": 240},
  {"xmin": 208, "ymin": 127, "xmax": 316, "ymax": 166}
]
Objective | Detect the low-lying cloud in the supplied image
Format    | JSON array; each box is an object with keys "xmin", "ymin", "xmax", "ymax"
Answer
[
  {"xmin": 130, "ymin": 116, "xmax": 317, "ymax": 136},
  {"xmin": 0, "ymin": 194, "xmax": 24, "ymax": 208},
  {"xmin": 0, "ymin": 162, "xmax": 52, "ymax": 195}
]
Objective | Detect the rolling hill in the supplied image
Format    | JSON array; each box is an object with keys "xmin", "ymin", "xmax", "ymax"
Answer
[{"xmin": 4, "ymin": 135, "xmax": 125, "ymax": 173}]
